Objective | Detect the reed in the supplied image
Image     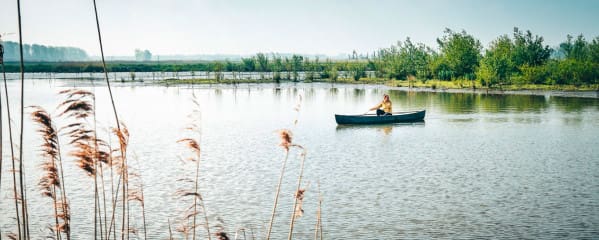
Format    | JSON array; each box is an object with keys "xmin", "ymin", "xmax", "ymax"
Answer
[
  {"xmin": 175, "ymin": 97, "xmax": 212, "ymax": 240},
  {"xmin": 265, "ymin": 130, "xmax": 293, "ymax": 240},
  {"xmin": 16, "ymin": 0, "xmax": 30, "ymax": 235},
  {"xmin": 30, "ymin": 106, "xmax": 71, "ymax": 239},
  {"xmin": 0, "ymin": 60, "xmax": 5, "ymax": 239},
  {"xmin": 2, "ymin": 60, "xmax": 22, "ymax": 239},
  {"xmin": 2, "ymin": 79, "xmax": 324, "ymax": 239},
  {"xmin": 58, "ymin": 89, "xmax": 112, "ymax": 239},
  {"xmin": 287, "ymin": 145, "xmax": 307, "ymax": 240},
  {"xmin": 127, "ymin": 157, "xmax": 148, "ymax": 240},
  {"xmin": 314, "ymin": 181, "xmax": 323, "ymax": 240}
]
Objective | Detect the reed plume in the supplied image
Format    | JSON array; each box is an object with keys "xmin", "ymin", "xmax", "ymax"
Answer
[
  {"xmin": 30, "ymin": 106, "xmax": 71, "ymax": 239},
  {"xmin": 175, "ymin": 96, "xmax": 212, "ymax": 240},
  {"xmin": 59, "ymin": 89, "xmax": 111, "ymax": 239},
  {"xmin": 266, "ymin": 129, "xmax": 293, "ymax": 240},
  {"xmin": 127, "ymin": 157, "xmax": 148, "ymax": 240},
  {"xmin": 107, "ymin": 123, "xmax": 131, "ymax": 239}
]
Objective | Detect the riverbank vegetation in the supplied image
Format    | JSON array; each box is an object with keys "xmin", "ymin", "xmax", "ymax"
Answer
[{"xmin": 3, "ymin": 28, "xmax": 599, "ymax": 90}]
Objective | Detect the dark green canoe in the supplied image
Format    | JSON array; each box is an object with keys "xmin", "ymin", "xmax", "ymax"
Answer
[{"xmin": 335, "ymin": 110, "xmax": 426, "ymax": 125}]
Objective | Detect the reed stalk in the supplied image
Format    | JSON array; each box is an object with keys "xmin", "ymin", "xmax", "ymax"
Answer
[
  {"xmin": 91, "ymin": 0, "xmax": 128, "ymax": 237},
  {"xmin": 30, "ymin": 107, "xmax": 71, "ymax": 239},
  {"xmin": 287, "ymin": 146, "xmax": 307, "ymax": 240},
  {"xmin": 314, "ymin": 181, "xmax": 323, "ymax": 240},
  {"xmin": 16, "ymin": 0, "xmax": 30, "ymax": 236},
  {"xmin": 0, "ymin": 62, "xmax": 4, "ymax": 239},
  {"xmin": 176, "ymin": 97, "xmax": 212, "ymax": 240},
  {"xmin": 3, "ymin": 60, "xmax": 22, "ymax": 239},
  {"xmin": 168, "ymin": 219, "xmax": 174, "ymax": 240},
  {"xmin": 54, "ymin": 134, "xmax": 71, "ymax": 239},
  {"xmin": 266, "ymin": 130, "xmax": 293, "ymax": 240}
]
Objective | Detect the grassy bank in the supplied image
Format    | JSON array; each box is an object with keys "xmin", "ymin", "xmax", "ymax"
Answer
[{"xmin": 157, "ymin": 77, "xmax": 599, "ymax": 92}]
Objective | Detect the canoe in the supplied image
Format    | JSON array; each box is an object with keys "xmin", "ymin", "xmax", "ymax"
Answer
[{"xmin": 335, "ymin": 110, "xmax": 426, "ymax": 125}]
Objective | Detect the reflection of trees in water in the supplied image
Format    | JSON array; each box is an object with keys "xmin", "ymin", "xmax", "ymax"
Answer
[
  {"xmin": 352, "ymin": 88, "xmax": 366, "ymax": 98},
  {"xmin": 434, "ymin": 93, "xmax": 558, "ymax": 114},
  {"xmin": 329, "ymin": 87, "xmax": 338, "ymax": 96},
  {"xmin": 437, "ymin": 93, "xmax": 477, "ymax": 113},
  {"xmin": 549, "ymin": 96, "xmax": 599, "ymax": 113},
  {"xmin": 304, "ymin": 87, "xmax": 316, "ymax": 100},
  {"xmin": 388, "ymin": 90, "xmax": 431, "ymax": 110},
  {"xmin": 478, "ymin": 94, "xmax": 548, "ymax": 113},
  {"xmin": 342, "ymin": 88, "xmax": 366, "ymax": 104}
]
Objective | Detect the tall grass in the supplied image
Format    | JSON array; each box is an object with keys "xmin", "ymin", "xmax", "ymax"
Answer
[
  {"xmin": 30, "ymin": 107, "xmax": 71, "ymax": 239},
  {"xmin": 14, "ymin": 86, "xmax": 322, "ymax": 239},
  {"xmin": 2, "ymin": 59, "xmax": 23, "ymax": 239},
  {"xmin": 175, "ymin": 97, "xmax": 212, "ymax": 240}
]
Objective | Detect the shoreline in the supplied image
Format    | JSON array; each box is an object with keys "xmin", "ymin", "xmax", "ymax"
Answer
[
  {"xmin": 9, "ymin": 77, "xmax": 599, "ymax": 99},
  {"xmin": 157, "ymin": 78, "xmax": 599, "ymax": 99}
]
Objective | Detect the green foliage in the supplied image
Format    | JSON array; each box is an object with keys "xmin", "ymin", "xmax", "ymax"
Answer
[
  {"xmin": 548, "ymin": 59, "xmax": 596, "ymax": 85},
  {"xmin": 436, "ymin": 29, "xmax": 482, "ymax": 79},
  {"xmin": 4, "ymin": 28, "xmax": 598, "ymax": 88},
  {"xmin": 241, "ymin": 57, "xmax": 256, "ymax": 71},
  {"xmin": 478, "ymin": 35, "xmax": 515, "ymax": 86},
  {"xmin": 256, "ymin": 53, "xmax": 269, "ymax": 71},
  {"xmin": 512, "ymin": 28, "xmax": 552, "ymax": 67},
  {"xmin": 559, "ymin": 34, "xmax": 590, "ymax": 61},
  {"xmin": 515, "ymin": 64, "xmax": 548, "ymax": 85},
  {"xmin": 590, "ymin": 37, "xmax": 599, "ymax": 63},
  {"xmin": 348, "ymin": 62, "xmax": 366, "ymax": 81},
  {"xmin": 377, "ymin": 37, "xmax": 432, "ymax": 80}
]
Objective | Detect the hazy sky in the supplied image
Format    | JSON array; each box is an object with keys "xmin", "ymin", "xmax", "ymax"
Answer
[{"xmin": 1, "ymin": 0, "xmax": 598, "ymax": 56}]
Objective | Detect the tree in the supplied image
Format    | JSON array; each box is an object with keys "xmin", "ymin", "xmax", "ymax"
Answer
[
  {"xmin": 479, "ymin": 35, "xmax": 515, "ymax": 86},
  {"xmin": 256, "ymin": 53, "xmax": 269, "ymax": 72},
  {"xmin": 291, "ymin": 54, "xmax": 303, "ymax": 81},
  {"xmin": 436, "ymin": 29, "xmax": 482, "ymax": 79},
  {"xmin": 241, "ymin": 57, "xmax": 256, "ymax": 71},
  {"xmin": 512, "ymin": 27, "xmax": 552, "ymax": 67},
  {"xmin": 559, "ymin": 34, "xmax": 590, "ymax": 61},
  {"xmin": 134, "ymin": 49, "xmax": 152, "ymax": 61},
  {"xmin": 590, "ymin": 37, "xmax": 599, "ymax": 63}
]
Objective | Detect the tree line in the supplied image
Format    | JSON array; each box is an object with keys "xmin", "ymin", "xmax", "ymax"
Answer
[
  {"xmin": 1, "ymin": 41, "xmax": 89, "ymax": 61},
  {"xmin": 3, "ymin": 28, "xmax": 599, "ymax": 87}
]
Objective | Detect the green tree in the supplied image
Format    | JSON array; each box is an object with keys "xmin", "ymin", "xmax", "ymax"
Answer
[
  {"xmin": 256, "ymin": 53, "xmax": 269, "ymax": 72},
  {"xmin": 512, "ymin": 27, "xmax": 552, "ymax": 67},
  {"xmin": 241, "ymin": 57, "xmax": 256, "ymax": 71},
  {"xmin": 559, "ymin": 34, "xmax": 590, "ymax": 61},
  {"xmin": 478, "ymin": 35, "xmax": 515, "ymax": 86},
  {"xmin": 291, "ymin": 54, "xmax": 303, "ymax": 81},
  {"xmin": 590, "ymin": 37, "xmax": 599, "ymax": 63},
  {"xmin": 436, "ymin": 29, "xmax": 482, "ymax": 79}
]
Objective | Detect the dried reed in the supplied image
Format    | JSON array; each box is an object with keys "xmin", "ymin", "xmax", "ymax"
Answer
[
  {"xmin": 266, "ymin": 129, "xmax": 293, "ymax": 240},
  {"xmin": 2, "ymin": 60, "xmax": 22, "ymax": 239},
  {"xmin": 30, "ymin": 106, "xmax": 71, "ymax": 239},
  {"xmin": 175, "ymin": 96, "xmax": 212, "ymax": 240},
  {"xmin": 287, "ymin": 145, "xmax": 307, "ymax": 240}
]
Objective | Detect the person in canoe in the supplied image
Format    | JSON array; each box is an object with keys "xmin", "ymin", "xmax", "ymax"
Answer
[{"xmin": 370, "ymin": 94, "xmax": 392, "ymax": 116}]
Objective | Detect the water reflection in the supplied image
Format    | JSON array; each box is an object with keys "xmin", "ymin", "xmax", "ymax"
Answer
[{"xmin": 335, "ymin": 121, "xmax": 425, "ymax": 135}]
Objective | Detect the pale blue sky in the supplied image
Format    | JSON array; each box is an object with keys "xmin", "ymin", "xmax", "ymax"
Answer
[{"xmin": 1, "ymin": 0, "xmax": 598, "ymax": 56}]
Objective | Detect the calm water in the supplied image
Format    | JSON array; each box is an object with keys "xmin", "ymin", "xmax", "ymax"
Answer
[{"xmin": 1, "ymin": 79, "xmax": 598, "ymax": 239}]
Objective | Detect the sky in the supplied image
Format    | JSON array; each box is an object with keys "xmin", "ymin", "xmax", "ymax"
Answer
[{"xmin": 1, "ymin": 0, "xmax": 598, "ymax": 57}]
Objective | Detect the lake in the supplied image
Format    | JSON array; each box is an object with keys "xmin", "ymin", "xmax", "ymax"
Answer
[{"xmin": 1, "ymin": 79, "xmax": 598, "ymax": 239}]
